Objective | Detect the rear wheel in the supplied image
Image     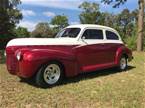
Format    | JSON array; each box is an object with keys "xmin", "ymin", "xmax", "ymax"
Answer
[
  {"xmin": 36, "ymin": 61, "xmax": 64, "ymax": 88},
  {"xmin": 118, "ymin": 56, "xmax": 128, "ymax": 71}
]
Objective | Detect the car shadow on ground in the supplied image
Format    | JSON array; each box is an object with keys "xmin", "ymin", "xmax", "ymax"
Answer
[
  {"xmin": 63, "ymin": 66, "xmax": 135, "ymax": 84},
  {"xmin": 20, "ymin": 66, "xmax": 135, "ymax": 88}
]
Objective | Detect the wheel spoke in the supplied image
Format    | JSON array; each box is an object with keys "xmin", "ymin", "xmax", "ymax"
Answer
[
  {"xmin": 120, "ymin": 58, "xmax": 126, "ymax": 70},
  {"xmin": 43, "ymin": 64, "xmax": 61, "ymax": 85}
]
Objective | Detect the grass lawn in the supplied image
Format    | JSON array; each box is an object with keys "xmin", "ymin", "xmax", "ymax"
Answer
[{"xmin": 0, "ymin": 52, "xmax": 145, "ymax": 108}]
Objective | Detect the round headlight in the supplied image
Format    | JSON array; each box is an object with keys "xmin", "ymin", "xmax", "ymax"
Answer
[{"xmin": 16, "ymin": 52, "xmax": 21, "ymax": 61}]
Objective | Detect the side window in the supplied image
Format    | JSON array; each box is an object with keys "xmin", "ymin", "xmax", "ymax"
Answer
[
  {"xmin": 106, "ymin": 31, "xmax": 119, "ymax": 40},
  {"xmin": 82, "ymin": 29, "xmax": 103, "ymax": 39}
]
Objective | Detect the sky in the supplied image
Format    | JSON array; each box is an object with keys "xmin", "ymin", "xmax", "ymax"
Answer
[{"xmin": 18, "ymin": 0, "xmax": 138, "ymax": 31}]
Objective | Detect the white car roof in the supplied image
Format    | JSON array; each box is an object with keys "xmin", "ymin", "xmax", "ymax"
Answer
[
  {"xmin": 66, "ymin": 24, "xmax": 122, "ymax": 41},
  {"xmin": 67, "ymin": 24, "xmax": 117, "ymax": 32}
]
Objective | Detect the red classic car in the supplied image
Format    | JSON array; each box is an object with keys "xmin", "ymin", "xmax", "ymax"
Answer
[{"xmin": 6, "ymin": 24, "xmax": 133, "ymax": 87}]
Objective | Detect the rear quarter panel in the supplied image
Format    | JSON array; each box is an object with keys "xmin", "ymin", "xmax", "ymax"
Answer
[{"xmin": 115, "ymin": 45, "xmax": 132, "ymax": 65}]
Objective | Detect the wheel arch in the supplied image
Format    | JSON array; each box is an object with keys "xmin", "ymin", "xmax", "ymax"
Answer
[
  {"xmin": 35, "ymin": 59, "xmax": 66, "ymax": 78},
  {"xmin": 122, "ymin": 53, "xmax": 128, "ymax": 59},
  {"xmin": 115, "ymin": 46, "xmax": 129, "ymax": 65}
]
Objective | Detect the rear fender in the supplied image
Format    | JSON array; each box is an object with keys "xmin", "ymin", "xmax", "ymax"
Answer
[{"xmin": 115, "ymin": 46, "xmax": 127, "ymax": 65}]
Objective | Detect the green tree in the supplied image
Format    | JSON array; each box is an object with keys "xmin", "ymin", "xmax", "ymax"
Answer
[
  {"xmin": 101, "ymin": 0, "xmax": 144, "ymax": 51},
  {"xmin": 101, "ymin": 12, "xmax": 116, "ymax": 27},
  {"xmin": 50, "ymin": 15, "xmax": 69, "ymax": 32},
  {"xmin": 0, "ymin": 0, "xmax": 22, "ymax": 49},
  {"xmin": 79, "ymin": 2, "xmax": 101, "ymax": 24},
  {"xmin": 31, "ymin": 22, "xmax": 54, "ymax": 38},
  {"xmin": 116, "ymin": 9, "xmax": 137, "ymax": 38},
  {"xmin": 14, "ymin": 27, "xmax": 30, "ymax": 38},
  {"xmin": 0, "ymin": 0, "xmax": 22, "ymax": 34}
]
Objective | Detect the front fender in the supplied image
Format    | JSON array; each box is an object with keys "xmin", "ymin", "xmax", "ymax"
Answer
[
  {"xmin": 23, "ymin": 49, "xmax": 76, "ymax": 62},
  {"xmin": 18, "ymin": 49, "xmax": 79, "ymax": 78}
]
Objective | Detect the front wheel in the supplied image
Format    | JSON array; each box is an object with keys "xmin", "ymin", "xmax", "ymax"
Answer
[
  {"xmin": 35, "ymin": 61, "xmax": 64, "ymax": 88},
  {"xmin": 118, "ymin": 56, "xmax": 128, "ymax": 71}
]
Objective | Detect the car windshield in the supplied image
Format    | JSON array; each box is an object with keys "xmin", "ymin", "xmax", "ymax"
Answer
[{"xmin": 56, "ymin": 28, "xmax": 81, "ymax": 38}]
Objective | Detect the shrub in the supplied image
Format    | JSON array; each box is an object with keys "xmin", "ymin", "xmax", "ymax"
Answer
[
  {"xmin": 0, "ymin": 50, "xmax": 6, "ymax": 64},
  {"xmin": 124, "ymin": 36, "xmax": 137, "ymax": 50},
  {"xmin": 0, "ymin": 33, "xmax": 14, "ymax": 50}
]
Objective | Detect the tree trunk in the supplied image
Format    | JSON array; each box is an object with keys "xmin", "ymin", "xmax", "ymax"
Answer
[{"xmin": 137, "ymin": 0, "xmax": 144, "ymax": 51}]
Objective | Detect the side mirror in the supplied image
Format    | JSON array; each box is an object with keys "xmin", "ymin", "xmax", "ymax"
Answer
[{"xmin": 81, "ymin": 36, "xmax": 88, "ymax": 44}]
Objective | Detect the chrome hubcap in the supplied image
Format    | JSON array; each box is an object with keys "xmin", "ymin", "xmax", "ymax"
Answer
[
  {"xmin": 43, "ymin": 64, "xmax": 60, "ymax": 85},
  {"xmin": 120, "ymin": 58, "xmax": 127, "ymax": 70}
]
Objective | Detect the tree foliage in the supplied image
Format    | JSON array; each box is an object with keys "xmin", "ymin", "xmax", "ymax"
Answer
[
  {"xmin": 101, "ymin": 0, "xmax": 144, "ymax": 51},
  {"xmin": 79, "ymin": 2, "xmax": 117, "ymax": 26},
  {"xmin": 0, "ymin": 0, "xmax": 22, "ymax": 35},
  {"xmin": 0, "ymin": 0, "xmax": 22, "ymax": 49},
  {"xmin": 79, "ymin": 2, "xmax": 101, "ymax": 24},
  {"xmin": 101, "ymin": 0, "xmax": 127, "ymax": 8},
  {"xmin": 115, "ymin": 9, "xmax": 138, "ymax": 38},
  {"xmin": 50, "ymin": 15, "xmax": 69, "ymax": 32},
  {"xmin": 31, "ymin": 22, "xmax": 54, "ymax": 38},
  {"xmin": 14, "ymin": 27, "xmax": 30, "ymax": 38}
]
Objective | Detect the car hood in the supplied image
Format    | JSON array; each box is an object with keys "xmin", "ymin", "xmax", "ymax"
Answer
[{"xmin": 6, "ymin": 38, "xmax": 79, "ymax": 47}]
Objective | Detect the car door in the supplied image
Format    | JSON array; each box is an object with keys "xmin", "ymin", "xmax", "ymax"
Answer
[
  {"xmin": 104, "ymin": 30, "xmax": 122, "ymax": 63},
  {"xmin": 74, "ymin": 28, "xmax": 106, "ymax": 72}
]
